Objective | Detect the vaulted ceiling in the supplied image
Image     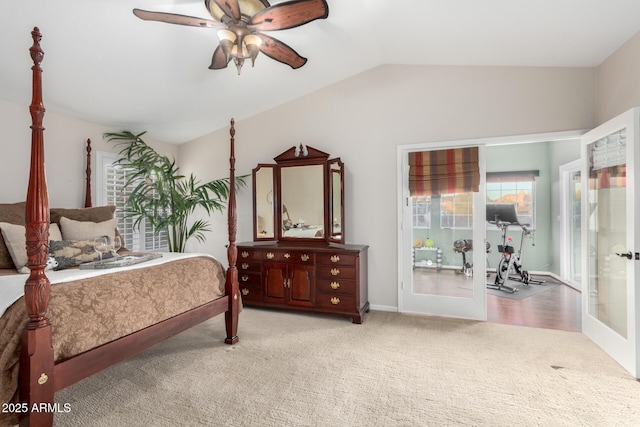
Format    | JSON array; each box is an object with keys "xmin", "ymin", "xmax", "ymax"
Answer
[{"xmin": 2, "ymin": 0, "xmax": 640, "ymax": 144}]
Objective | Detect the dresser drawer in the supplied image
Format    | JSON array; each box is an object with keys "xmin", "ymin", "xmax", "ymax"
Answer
[
  {"xmin": 317, "ymin": 253, "xmax": 356, "ymax": 266},
  {"xmin": 317, "ymin": 265, "xmax": 356, "ymax": 280},
  {"xmin": 316, "ymin": 294, "xmax": 356, "ymax": 311},
  {"xmin": 263, "ymin": 251, "xmax": 315, "ymax": 264},
  {"xmin": 239, "ymin": 272, "xmax": 261, "ymax": 286},
  {"xmin": 238, "ymin": 249, "xmax": 262, "ymax": 261},
  {"xmin": 317, "ymin": 278, "xmax": 356, "ymax": 295},
  {"xmin": 240, "ymin": 281, "xmax": 263, "ymax": 303},
  {"xmin": 238, "ymin": 261, "xmax": 261, "ymax": 273}
]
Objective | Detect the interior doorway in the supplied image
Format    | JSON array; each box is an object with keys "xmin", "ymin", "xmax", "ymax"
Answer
[{"xmin": 398, "ymin": 131, "xmax": 584, "ymax": 332}]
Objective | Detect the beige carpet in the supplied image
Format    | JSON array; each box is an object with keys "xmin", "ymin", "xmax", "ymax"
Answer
[{"xmin": 52, "ymin": 308, "xmax": 639, "ymax": 427}]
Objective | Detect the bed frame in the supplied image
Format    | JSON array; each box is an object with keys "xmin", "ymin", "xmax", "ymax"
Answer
[{"xmin": 19, "ymin": 27, "xmax": 240, "ymax": 426}]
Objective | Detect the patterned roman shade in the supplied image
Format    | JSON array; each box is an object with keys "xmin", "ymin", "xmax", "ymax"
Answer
[{"xmin": 409, "ymin": 147, "xmax": 480, "ymax": 196}]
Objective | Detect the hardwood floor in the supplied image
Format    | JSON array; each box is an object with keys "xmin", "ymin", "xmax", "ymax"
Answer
[
  {"xmin": 413, "ymin": 267, "xmax": 582, "ymax": 332},
  {"xmin": 487, "ymin": 281, "xmax": 581, "ymax": 332}
]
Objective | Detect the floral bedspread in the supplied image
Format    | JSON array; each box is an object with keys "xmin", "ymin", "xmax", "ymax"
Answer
[{"xmin": 0, "ymin": 255, "xmax": 227, "ymax": 427}]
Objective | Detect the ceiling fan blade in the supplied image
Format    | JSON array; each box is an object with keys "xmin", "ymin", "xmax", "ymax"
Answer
[
  {"xmin": 249, "ymin": 0, "xmax": 328, "ymax": 31},
  {"xmin": 133, "ymin": 8, "xmax": 226, "ymax": 29},
  {"xmin": 209, "ymin": 45, "xmax": 230, "ymax": 69},
  {"xmin": 208, "ymin": 0, "xmax": 242, "ymax": 23},
  {"xmin": 256, "ymin": 34, "xmax": 307, "ymax": 69}
]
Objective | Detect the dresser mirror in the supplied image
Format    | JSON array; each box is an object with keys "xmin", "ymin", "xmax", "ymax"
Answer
[
  {"xmin": 329, "ymin": 158, "xmax": 344, "ymax": 242},
  {"xmin": 253, "ymin": 164, "xmax": 276, "ymax": 240},
  {"xmin": 252, "ymin": 144, "xmax": 345, "ymax": 244}
]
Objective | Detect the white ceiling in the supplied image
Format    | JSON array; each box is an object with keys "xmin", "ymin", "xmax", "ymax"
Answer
[{"xmin": 2, "ymin": 0, "xmax": 640, "ymax": 144}]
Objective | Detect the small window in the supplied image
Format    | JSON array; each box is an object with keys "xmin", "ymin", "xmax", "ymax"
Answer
[
  {"xmin": 440, "ymin": 192, "xmax": 473, "ymax": 229},
  {"xmin": 486, "ymin": 171, "xmax": 537, "ymax": 227},
  {"xmin": 411, "ymin": 196, "xmax": 431, "ymax": 229}
]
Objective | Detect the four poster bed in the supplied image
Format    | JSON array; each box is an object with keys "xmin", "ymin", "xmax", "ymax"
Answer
[{"xmin": 0, "ymin": 28, "xmax": 240, "ymax": 427}]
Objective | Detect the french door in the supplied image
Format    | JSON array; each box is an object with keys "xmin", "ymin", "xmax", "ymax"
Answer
[
  {"xmin": 581, "ymin": 107, "xmax": 640, "ymax": 378},
  {"xmin": 398, "ymin": 145, "xmax": 487, "ymax": 320}
]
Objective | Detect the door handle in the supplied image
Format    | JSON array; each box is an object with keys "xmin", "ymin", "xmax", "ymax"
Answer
[{"xmin": 615, "ymin": 251, "xmax": 633, "ymax": 260}]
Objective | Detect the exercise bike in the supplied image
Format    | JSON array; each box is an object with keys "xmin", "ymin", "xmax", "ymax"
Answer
[
  {"xmin": 486, "ymin": 204, "xmax": 543, "ymax": 293},
  {"xmin": 453, "ymin": 239, "xmax": 491, "ymax": 277}
]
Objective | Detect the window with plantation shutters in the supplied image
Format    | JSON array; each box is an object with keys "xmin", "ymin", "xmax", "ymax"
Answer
[{"xmin": 96, "ymin": 151, "xmax": 169, "ymax": 252}]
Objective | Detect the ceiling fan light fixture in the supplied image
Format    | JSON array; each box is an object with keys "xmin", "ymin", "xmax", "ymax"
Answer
[
  {"xmin": 135, "ymin": 0, "xmax": 329, "ymax": 73},
  {"xmin": 218, "ymin": 29, "xmax": 262, "ymax": 74},
  {"xmin": 244, "ymin": 34, "xmax": 262, "ymax": 66},
  {"xmin": 217, "ymin": 29, "xmax": 236, "ymax": 62}
]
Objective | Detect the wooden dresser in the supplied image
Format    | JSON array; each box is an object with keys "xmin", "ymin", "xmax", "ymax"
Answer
[{"xmin": 236, "ymin": 242, "xmax": 369, "ymax": 323}]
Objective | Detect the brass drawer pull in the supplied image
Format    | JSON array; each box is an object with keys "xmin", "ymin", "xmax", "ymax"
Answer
[
  {"xmin": 241, "ymin": 275, "xmax": 249, "ymax": 282},
  {"xmin": 301, "ymin": 254, "xmax": 309, "ymax": 261},
  {"xmin": 284, "ymin": 253, "xmax": 291, "ymax": 259},
  {"xmin": 330, "ymin": 255, "xmax": 340, "ymax": 263},
  {"xmin": 266, "ymin": 252, "xmax": 275, "ymax": 259},
  {"xmin": 330, "ymin": 281, "xmax": 340, "ymax": 290},
  {"xmin": 330, "ymin": 268, "xmax": 340, "ymax": 276},
  {"xmin": 241, "ymin": 288, "xmax": 249, "ymax": 296},
  {"xmin": 241, "ymin": 263, "xmax": 249, "ymax": 270},
  {"xmin": 241, "ymin": 251, "xmax": 249, "ymax": 258},
  {"xmin": 330, "ymin": 297, "xmax": 340, "ymax": 305}
]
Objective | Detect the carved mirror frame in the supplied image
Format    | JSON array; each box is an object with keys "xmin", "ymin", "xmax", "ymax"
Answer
[{"xmin": 252, "ymin": 144, "xmax": 345, "ymax": 245}]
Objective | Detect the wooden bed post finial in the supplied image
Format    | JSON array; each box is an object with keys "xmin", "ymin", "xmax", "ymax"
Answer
[{"xmin": 225, "ymin": 118, "xmax": 239, "ymax": 345}]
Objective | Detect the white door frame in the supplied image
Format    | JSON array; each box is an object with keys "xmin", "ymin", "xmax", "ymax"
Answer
[
  {"xmin": 397, "ymin": 130, "xmax": 585, "ymax": 315},
  {"xmin": 559, "ymin": 159, "xmax": 582, "ymax": 290}
]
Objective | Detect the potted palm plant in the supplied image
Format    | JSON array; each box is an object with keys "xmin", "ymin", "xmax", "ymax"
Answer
[{"xmin": 104, "ymin": 131, "xmax": 246, "ymax": 252}]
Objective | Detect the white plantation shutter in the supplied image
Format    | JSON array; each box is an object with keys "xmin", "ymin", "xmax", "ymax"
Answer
[{"xmin": 97, "ymin": 151, "xmax": 169, "ymax": 251}]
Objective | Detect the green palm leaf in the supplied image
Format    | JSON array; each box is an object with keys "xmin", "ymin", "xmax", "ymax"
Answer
[{"xmin": 104, "ymin": 131, "xmax": 247, "ymax": 252}]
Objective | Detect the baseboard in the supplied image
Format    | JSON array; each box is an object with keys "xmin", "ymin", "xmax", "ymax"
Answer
[
  {"xmin": 533, "ymin": 271, "xmax": 581, "ymax": 292},
  {"xmin": 369, "ymin": 304, "xmax": 397, "ymax": 312}
]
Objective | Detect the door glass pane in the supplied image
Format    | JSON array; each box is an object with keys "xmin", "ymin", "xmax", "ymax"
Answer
[
  {"xmin": 570, "ymin": 170, "xmax": 581, "ymax": 284},
  {"xmin": 587, "ymin": 130, "xmax": 627, "ymax": 337},
  {"xmin": 412, "ymin": 193, "xmax": 475, "ymax": 298}
]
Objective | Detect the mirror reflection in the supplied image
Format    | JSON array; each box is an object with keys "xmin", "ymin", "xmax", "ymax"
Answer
[
  {"xmin": 330, "ymin": 162, "xmax": 342, "ymax": 240},
  {"xmin": 255, "ymin": 166, "xmax": 275, "ymax": 239},
  {"xmin": 281, "ymin": 165, "xmax": 325, "ymax": 238}
]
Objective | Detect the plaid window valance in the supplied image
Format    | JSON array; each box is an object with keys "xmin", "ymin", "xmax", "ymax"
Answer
[
  {"xmin": 590, "ymin": 165, "xmax": 626, "ymax": 189},
  {"xmin": 409, "ymin": 147, "xmax": 479, "ymax": 196}
]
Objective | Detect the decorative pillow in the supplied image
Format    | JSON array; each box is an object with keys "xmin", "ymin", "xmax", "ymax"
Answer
[
  {"xmin": 50, "ymin": 205, "xmax": 116, "ymax": 225},
  {"xmin": 0, "ymin": 202, "xmax": 26, "ymax": 269},
  {"xmin": 59, "ymin": 217, "xmax": 117, "ymax": 243},
  {"xmin": 0, "ymin": 222, "xmax": 28, "ymax": 271},
  {"xmin": 0, "ymin": 222, "xmax": 65, "ymax": 272},
  {"xmin": 49, "ymin": 239, "xmax": 113, "ymax": 271},
  {"xmin": 51, "ymin": 205, "xmax": 126, "ymax": 251},
  {"xmin": 17, "ymin": 256, "xmax": 60, "ymax": 274},
  {"xmin": 49, "ymin": 223, "xmax": 63, "ymax": 241}
]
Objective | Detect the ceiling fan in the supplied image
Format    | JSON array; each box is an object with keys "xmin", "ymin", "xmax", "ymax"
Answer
[{"xmin": 133, "ymin": 0, "xmax": 329, "ymax": 74}]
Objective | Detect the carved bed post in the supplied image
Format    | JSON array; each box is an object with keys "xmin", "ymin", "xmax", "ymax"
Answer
[
  {"xmin": 225, "ymin": 118, "xmax": 239, "ymax": 344},
  {"xmin": 84, "ymin": 138, "xmax": 92, "ymax": 208},
  {"xmin": 19, "ymin": 27, "xmax": 55, "ymax": 427}
]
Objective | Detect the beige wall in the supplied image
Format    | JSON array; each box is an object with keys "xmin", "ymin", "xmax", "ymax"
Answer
[
  {"xmin": 180, "ymin": 64, "xmax": 597, "ymax": 310},
  {"xmin": 597, "ymin": 31, "xmax": 640, "ymax": 124},
  {"xmin": 0, "ymin": 99, "xmax": 178, "ymax": 208},
  {"xmin": 8, "ymin": 49, "xmax": 638, "ymax": 309}
]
